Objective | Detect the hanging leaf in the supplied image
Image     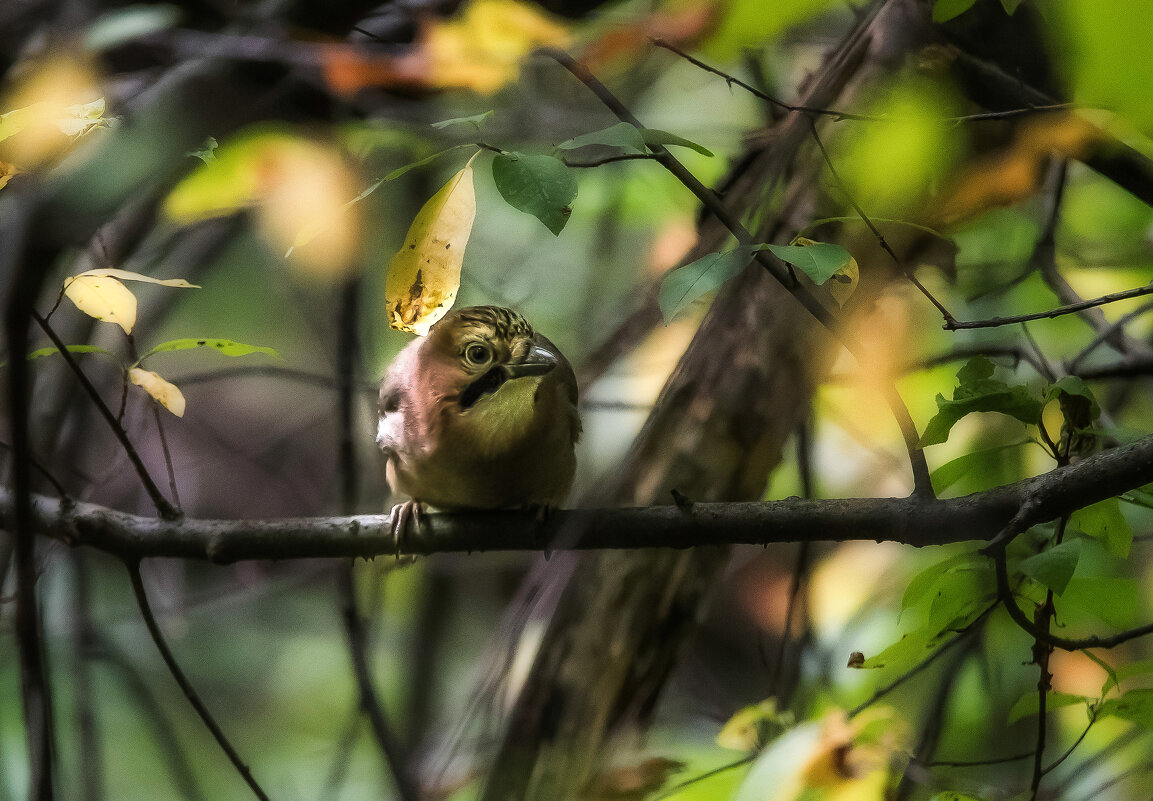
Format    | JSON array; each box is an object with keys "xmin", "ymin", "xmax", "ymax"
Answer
[
  {"xmin": 1059, "ymin": 576, "xmax": 1140, "ymax": 629},
  {"xmin": 139, "ymin": 338, "xmax": 280, "ymax": 361},
  {"xmin": 384, "ymin": 153, "xmax": 478, "ymax": 334},
  {"xmin": 63, "ymin": 274, "xmax": 138, "ymax": 334},
  {"xmin": 763, "ymin": 240, "xmax": 853, "ymax": 285},
  {"xmin": 431, "ymin": 111, "xmax": 495, "ymax": 130},
  {"xmin": 1070, "ymin": 498, "xmax": 1132, "ymax": 558},
  {"xmin": 640, "ymin": 128, "xmax": 713, "ymax": 157},
  {"xmin": 27, "ymin": 344, "xmax": 115, "ymax": 361},
  {"xmin": 74, "ymin": 268, "xmax": 200, "ymax": 288},
  {"xmin": 556, "ymin": 122, "xmax": 647, "ymax": 153},
  {"xmin": 1018, "ymin": 539, "xmax": 1083, "ymax": 596},
  {"xmin": 491, "ymin": 152, "xmax": 577, "ymax": 236},
  {"xmin": 658, "ymin": 246, "xmax": 757, "ymax": 323},
  {"xmin": 129, "ymin": 367, "xmax": 186, "ymax": 417}
]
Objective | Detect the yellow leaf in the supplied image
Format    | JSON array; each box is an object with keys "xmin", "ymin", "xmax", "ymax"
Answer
[
  {"xmin": 76, "ymin": 268, "xmax": 200, "ymax": 288},
  {"xmin": 0, "ymin": 161, "xmax": 19, "ymax": 190},
  {"xmin": 164, "ymin": 129, "xmax": 361, "ymax": 276},
  {"xmin": 424, "ymin": 0, "xmax": 571, "ymax": 93},
  {"xmin": 0, "ymin": 57, "xmax": 103, "ymax": 167},
  {"xmin": 129, "ymin": 367, "xmax": 186, "ymax": 417},
  {"xmin": 63, "ymin": 274, "xmax": 138, "ymax": 334},
  {"xmin": 384, "ymin": 154, "xmax": 478, "ymax": 334}
]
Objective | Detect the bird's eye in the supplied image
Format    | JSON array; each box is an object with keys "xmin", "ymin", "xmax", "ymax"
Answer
[{"xmin": 464, "ymin": 343, "xmax": 491, "ymax": 366}]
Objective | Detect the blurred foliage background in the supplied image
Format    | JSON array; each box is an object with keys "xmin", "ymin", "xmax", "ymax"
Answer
[{"xmin": 2, "ymin": 0, "xmax": 1153, "ymax": 800}]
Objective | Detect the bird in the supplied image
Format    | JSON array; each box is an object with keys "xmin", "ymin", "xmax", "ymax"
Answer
[{"xmin": 377, "ymin": 305, "xmax": 581, "ymax": 543}]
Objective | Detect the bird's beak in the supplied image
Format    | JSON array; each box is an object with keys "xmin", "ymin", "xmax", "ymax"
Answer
[{"xmin": 504, "ymin": 344, "xmax": 558, "ymax": 379}]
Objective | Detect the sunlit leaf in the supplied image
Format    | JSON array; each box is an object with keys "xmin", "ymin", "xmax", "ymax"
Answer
[
  {"xmin": 139, "ymin": 339, "xmax": 280, "ymax": 361},
  {"xmin": 166, "ymin": 128, "xmax": 361, "ymax": 275},
  {"xmin": 385, "ymin": 154, "xmax": 478, "ymax": 334},
  {"xmin": 763, "ymin": 240, "xmax": 853, "ymax": 285},
  {"xmin": 1069, "ymin": 498, "xmax": 1132, "ymax": 558},
  {"xmin": 1099, "ymin": 689, "xmax": 1153, "ymax": 729},
  {"xmin": 0, "ymin": 57, "xmax": 104, "ymax": 167},
  {"xmin": 717, "ymin": 698, "xmax": 793, "ymax": 751},
  {"xmin": 76, "ymin": 268, "xmax": 200, "ymax": 289},
  {"xmin": 421, "ymin": 0, "xmax": 570, "ymax": 94},
  {"xmin": 431, "ymin": 111, "xmax": 495, "ymax": 130},
  {"xmin": 556, "ymin": 122, "xmax": 646, "ymax": 153},
  {"xmin": 491, "ymin": 152, "xmax": 577, "ymax": 236},
  {"xmin": 932, "ymin": 0, "xmax": 977, "ymax": 23},
  {"xmin": 27, "ymin": 344, "xmax": 115, "ymax": 360},
  {"xmin": 658, "ymin": 246, "xmax": 756, "ymax": 323},
  {"xmin": 129, "ymin": 367, "xmax": 186, "ymax": 417},
  {"xmin": 1059, "ymin": 577, "xmax": 1140, "ymax": 629},
  {"xmin": 63, "ymin": 274, "xmax": 137, "ymax": 334},
  {"xmin": 1007, "ymin": 690, "xmax": 1089, "ymax": 724},
  {"xmin": 1018, "ymin": 539, "xmax": 1082, "ymax": 596},
  {"xmin": 640, "ymin": 128, "xmax": 713, "ymax": 157}
]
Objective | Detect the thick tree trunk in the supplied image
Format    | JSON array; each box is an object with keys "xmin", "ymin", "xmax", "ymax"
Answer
[{"xmin": 480, "ymin": 3, "xmax": 932, "ymax": 798}]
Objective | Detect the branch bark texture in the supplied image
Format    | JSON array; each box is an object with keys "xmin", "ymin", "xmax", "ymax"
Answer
[{"xmin": 9, "ymin": 430, "xmax": 1153, "ymax": 561}]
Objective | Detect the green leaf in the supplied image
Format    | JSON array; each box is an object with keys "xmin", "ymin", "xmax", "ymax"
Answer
[
  {"xmin": 761, "ymin": 242, "xmax": 852, "ymax": 285},
  {"xmin": 929, "ymin": 440, "xmax": 1030, "ymax": 493},
  {"xmin": 139, "ymin": 339, "xmax": 280, "ymax": 361},
  {"xmin": 921, "ymin": 359, "xmax": 1042, "ymax": 447},
  {"xmin": 1046, "ymin": 375, "xmax": 1100, "ymax": 420},
  {"xmin": 658, "ymin": 247, "xmax": 756, "ymax": 323},
  {"xmin": 640, "ymin": 128, "xmax": 714, "ymax": 157},
  {"xmin": 27, "ymin": 344, "xmax": 115, "ymax": 361},
  {"xmin": 929, "ymin": 793, "xmax": 989, "ymax": 801},
  {"xmin": 956, "ymin": 355, "xmax": 994, "ymax": 384},
  {"xmin": 1018, "ymin": 540, "xmax": 1082, "ymax": 596},
  {"xmin": 901, "ymin": 552, "xmax": 983, "ymax": 614},
  {"xmin": 430, "ymin": 110, "xmax": 494, "ymax": 130},
  {"xmin": 1007, "ymin": 691, "xmax": 1089, "ymax": 724},
  {"xmin": 491, "ymin": 153, "xmax": 577, "ymax": 236},
  {"xmin": 932, "ymin": 0, "xmax": 978, "ymax": 23},
  {"xmin": 1059, "ymin": 577, "xmax": 1141, "ymax": 629},
  {"xmin": 1098, "ymin": 688, "xmax": 1153, "ymax": 728},
  {"xmin": 1102, "ymin": 658, "xmax": 1153, "ymax": 696},
  {"xmin": 1070, "ymin": 498, "xmax": 1132, "ymax": 558},
  {"xmin": 555, "ymin": 122, "xmax": 646, "ymax": 153},
  {"xmin": 859, "ymin": 593, "xmax": 987, "ymax": 672},
  {"xmin": 1000, "ymin": 0, "xmax": 1023, "ymax": 13}
]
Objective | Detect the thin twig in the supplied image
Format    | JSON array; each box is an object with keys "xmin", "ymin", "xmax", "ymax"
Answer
[
  {"xmin": 944, "ymin": 282, "xmax": 1153, "ymax": 330},
  {"xmin": 31, "ymin": 311, "xmax": 179, "ymax": 519},
  {"xmin": 560, "ymin": 154, "xmax": 658, "ymax": 168},
  {"xmin": 848, "ymin": 604, "xmax": 995, "ymax": 719},
  {"xmin": 339, "ymin": 566, "xmax": 421, "ymax": 801},
  {"xmin": 152, "ymin": 405, "xmax": 182, "ymax": 513},
  {"xmin": 542, "ymin": 48, "xmax": 934, "ymax": 497},
  {"xmin": 806, "ymin": 118, "xmax": 957, "ymax": 324},
  {"xmin": 650, "ymin": 37, "xmax": 1070, "ymax": 123},
  {"xmin": 648, "ymin": 754, "xmax": 758, "ymax": 801},
  {"xmin": 1067, "ymin": 299, "xmax": 1153, "ymax": 373},
  {"xmin": 126, "ymin": 563, "xmax": 272, "ymax": 801},
  {"xmin": 1042, "ymin": 706, "xmax": 1097, "ymax": 776},
  {"xmin": 926, "ymin": 752, "xmax": 1034, "ymax": 768}
]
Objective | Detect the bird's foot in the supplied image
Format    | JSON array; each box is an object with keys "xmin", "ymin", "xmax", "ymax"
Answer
[{"xmin": 389, "ymin": 499, "xmax": 425, "ymax": 558}]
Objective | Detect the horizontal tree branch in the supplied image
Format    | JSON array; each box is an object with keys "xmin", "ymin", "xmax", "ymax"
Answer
[{"xmin": 7, "ymin": 432, "xmax": 1153, "ymax": 563}]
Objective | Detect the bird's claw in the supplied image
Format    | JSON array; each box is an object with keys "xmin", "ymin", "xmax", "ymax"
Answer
[{"xmin": 389, "ymin": 499, "xmax": 425, "ymax": 559}]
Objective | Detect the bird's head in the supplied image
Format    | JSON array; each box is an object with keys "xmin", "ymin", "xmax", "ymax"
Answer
[{"xmin": 425, "ymin": 306, "xmax": 560, "ymax": 411}]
